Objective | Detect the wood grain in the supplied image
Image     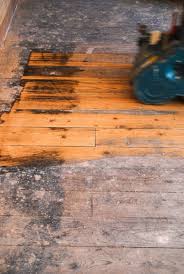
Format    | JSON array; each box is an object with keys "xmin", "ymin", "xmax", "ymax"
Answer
[
  {"xmin": 0, "ymin": 190, "xmax": 92, "ymax": 218},
  {"xmin": 93, "ymin": 192, "xmax": 184, "ymax": 218},
  {"xmin": 54, "ymin": 159, "xmax": 184, "ymax": 193},
  {"xmin": 1, "ymin": 246, "xmax": 184, "ymax": 274},
  {"xmin": 2, "ymin": 111, "xmax": 183, "ymax": 129},
  {"xmin": 1, "ymin": 189, "xmax": 184, "ymax": 219},
  {"xmin": 0, "ymin": 127, "xmax": 95, "ymax": 147},
  {"xmin": 28, "ymin": 52, "xmax": 134, "ymax": 67},
  {"xmin": 11, "ymin": 98, "xmax": 184, "ymax": 112},
  {"xmin": 0, "ymin": 216, "xmax": 184, "ymax": 248},
  {"xmin": 1, "ymin": 52, "xmax": 184, "ymax": 165},
  {"xmin": 1, "ymin": 146, "xmax": 184, "ymax": 166},
  {"xmin": 0, "ymin": 0, "xmax": 17, "ymax": 44},
  {"xmin": 23, "ymin": 66, "xmax": 131, "ymax": 79},
  {"xmin": 96, "ymin": 128, "xmax": 184, "ymax": 147}
]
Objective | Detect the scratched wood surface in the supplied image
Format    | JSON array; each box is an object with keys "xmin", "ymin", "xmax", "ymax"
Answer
[
  {"xmin": 1, "ymin": 246, "xmax": 184, "ymax": 273},
  {"xmin": 1, "ymin": 52, "xmax": 184, "ymax": 166}
]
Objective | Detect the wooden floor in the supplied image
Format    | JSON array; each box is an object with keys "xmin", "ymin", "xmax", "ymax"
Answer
[
  {"xmin": 1, "ymin": 53, "xmax": 184, "ymax": 273},
  {"xmin": 1, "ymin": 52, "xmax": 184, "ymax": 166}
]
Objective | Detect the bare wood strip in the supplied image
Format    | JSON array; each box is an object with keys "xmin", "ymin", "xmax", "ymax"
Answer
[
  {"xmin": 29, "ymin": 61, "xmax": 133, "ymax": 68},
  {"xmin": 24, "ymin": 66, "xmax": 130, "ymax": 76},
  {"xmin": 24, "ymin": 80, "xmax": 131, "ymax": 90},
  {"xmin": 0, "ymin": 216, "xmax": 184, "ymax": 247},
  {"xmin": 21, "ymin": 76, "xmax": 130, "ymax": 84},
  {"xmin": 2, "ymin": 112, "xmax": 182, "ymax": 129},
  {"xmin": 21, "ymin": 90, "xmax": 133, "ymax": 100},
  {"xmin": 23, "ymin": 66, "xmax": 131, "ymax": 80},
  {"xmin": 0, "ymin": 127, "xmax": 95, "ymax": 147},
  {"xmin": 0, "ymin": 145, "xmax": 184, "ymax": 167},
  {"xmin": 12, "ymin": 98, "xmax": 184, "ymax": 112},
  {"xmin": 29, "ymin": 52, "xmax": 134, "ymax": 64}
]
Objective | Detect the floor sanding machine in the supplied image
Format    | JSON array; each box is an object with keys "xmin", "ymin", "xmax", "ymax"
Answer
[{"xmin": 132, "ymin": 1, "xmax": 184, "ymax": 104}]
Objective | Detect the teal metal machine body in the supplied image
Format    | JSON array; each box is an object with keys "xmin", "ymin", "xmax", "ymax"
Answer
[
  {"xmin": 132, "ymin": 2, "xmax": 184, "ymax": 104},
  {"xmin": 133, "ymin": 45, "xmax": 184, "ymax": 104}
]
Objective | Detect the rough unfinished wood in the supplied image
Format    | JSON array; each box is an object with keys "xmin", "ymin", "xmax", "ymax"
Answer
[
  {"xmin": 93, "ymin": 192, "xmax": 184, "ymax": 218},
  {"xmin": 0, "ymin": 190, "xmax": 92, "ymax": 218},
  {"xmin": 1, "ymin": 190, "xmax": 183, "ymax": 218},
  {"xmin": 1, "ymin": 157, "xmax": 183, "ymax": 193},
  {"xmin": 56, "ymin": 158, "xmax": 184, "ymax": 193},
  {"xmin": 0, "ymin": 0, "xmax": 17, "ymax": 44},
  {"xmin": 1, "ymin": 246, "xmax": 184, "ymax": 274},
  {"xmin": 96, "ymin": 128, "xmax": 184, "ymax": 147},
  {"xmin": 1, "ymin": 216, "xmax": 184, "ymax": 248}
]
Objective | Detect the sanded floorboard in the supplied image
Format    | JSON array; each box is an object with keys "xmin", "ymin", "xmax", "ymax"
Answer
[
  {"xmin": 21, "ymin": 90, "xmax": 133, "ymax": 100},
  {"xmin": 2, "ymin": 112, "xmax": 183, "ymax": 129},
  {"xmin": 23, "ymin": 80, "xmax": 131, "ymax": 92},
  {"xmin": 28, "ymin": 52, "xmax": 133, "ymax": 67},
  {"xmin": 23, "ymin": 66, "xmax": 131, "ymax": 79},
  {"xmin": 1, "ymin": 52, "xmax": 184, "ymax": 164},
  {"xmin": 11, "ymin": 98, "xmax": 184, "ymax": 112},
  {"xmin": 0, "ymin": 127, "xmax": 95, "ymax": 147},
  {"xmin": 1, "ymin": 146, "xmax": 184, "ymax": 167}
]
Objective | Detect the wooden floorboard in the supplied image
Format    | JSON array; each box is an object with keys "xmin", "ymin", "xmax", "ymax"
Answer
[
  {"xmin": 1, "ymin": 246, "xmax": 184, "ymax": 274},
  {"xmin": 12, "ymin": 98, "xmax": 184, "ymax": 112},
  {"xmin": 96, "ymin": 128, "xmax": 184, "ymax": 148},
  {"xmin": 2, "ymin": 111, "xmax": 183, "ymax": 129},
  {"xmin": 1, "ymin": 190, "xmax": 184, "ymax": 219},
  {"xmin": 1, "ymin": 215, "xmax": 184, "ymax": 248},
  {"xmin": 1, "ymin": 145, "xmax": 184, "ymax": 166},
  {"xmin": 28, "ymin": 52, "xmax": 133, "ymax": 67},
  {"xmin": 0, "ymin": 127, "xmax": 95, "ymax": 147}
]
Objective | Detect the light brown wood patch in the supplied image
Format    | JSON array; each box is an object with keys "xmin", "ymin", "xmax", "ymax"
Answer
[{"xmin": 1, "ymin": 52, "xmax": 184, "ymax": 166}]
